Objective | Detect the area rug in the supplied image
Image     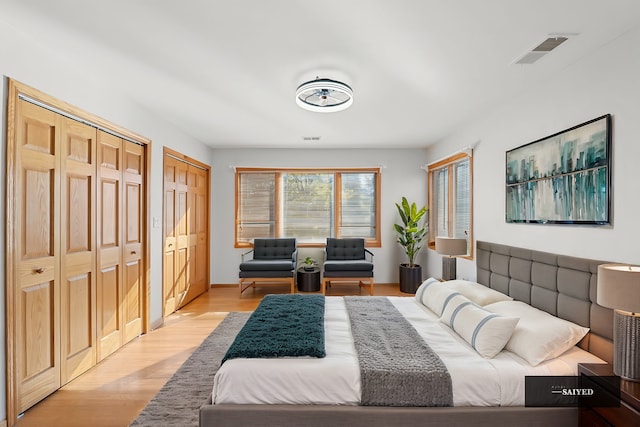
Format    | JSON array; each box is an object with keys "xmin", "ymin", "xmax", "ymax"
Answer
[{"xmin": 130, "ymin": 312, "xmax": 250, "ymax": 427}]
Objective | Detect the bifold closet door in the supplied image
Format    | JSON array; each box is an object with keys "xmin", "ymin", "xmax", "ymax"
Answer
[
  {"xmin": 14, "ymin": 100, "xmax": 62, "ymax": 412},
  {"xmin": 123, "ymin": 141, "xmax": 145, "ymax": 342},
  {"xmin": 14, "ymin": 101, "xmax": 100, "ymax": 408},
  {"xmin": 163, "ymin": 151, "xmax": 210, "ymax": 316},
  {"xmin": 180, "ymin": 165, "xmax": 209, "ymax": 306},
  {"xmin": 174, "ymin": 160, "xmax": 189, "ymax": 308},
  {"xmin": 59, "ymin": 117, "xmax": 97, "ymax": 384},
  {"xmin": 13, "ymin": 102, "xmax": 143, "ymax": 408},
  {"xmin": 96, "ymin": 134, "xmax": 145, "ymax": 359},
  {"xmin": 164, "ymin": 157, "xmax": 189, "ymax": 313},
  {"xmin": 7, "ymin": 80, "xmax": 150, "ymax": 423},
  {"xmin": 191, "ymin": 165, "xmax": 209, "ymax": 300},
  {"xmin": 97, "ymin": 131, "xmax": 124, "ymax": 361},
  {"xmin": 163, "ymin": 156, "xmax": 179, "ymax": 315}
]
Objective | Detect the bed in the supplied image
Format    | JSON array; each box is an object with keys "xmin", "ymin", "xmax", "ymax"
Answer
[{"xmin": 200, "ymin": 241, "xmax": 614, "ymax": 427}]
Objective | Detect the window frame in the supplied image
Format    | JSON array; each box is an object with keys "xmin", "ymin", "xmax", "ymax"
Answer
[
  {"xmin": 235, "ymin": 167, "xmax": 381, "ymax": 248},
  {"xmin": 427, "ymin": 151, "xmax": 473, "ymax": 259}
]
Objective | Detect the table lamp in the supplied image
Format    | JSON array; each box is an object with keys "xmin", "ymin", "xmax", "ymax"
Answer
[
  {"xmin": 435, "ymin": 237, "xmax": 467, "ymax": 281},
  {"xmin": 597, "ymin": 263, "xmax": 640, "ymax": 381}
]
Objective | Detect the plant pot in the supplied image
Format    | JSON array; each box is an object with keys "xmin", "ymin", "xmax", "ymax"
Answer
[
  {"xmin": 399, "ymin": 264, "xmax": 422, "ymax": 294},
  {"xmin": 303, "ymin": 265, "xmax": 315, "ymax": 271}
]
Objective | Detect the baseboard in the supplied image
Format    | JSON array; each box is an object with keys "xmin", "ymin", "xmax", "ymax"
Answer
[
  {"xmin": 1, "ymin": 418, "xmax": 7, "ymax": 427},
  {"xmin": 149, "ymin": 317, "xmax": 164, "ymax": 331},
  {"xmin": 210, "ymin": 283, "xmax": 400, "ymax": 287}
]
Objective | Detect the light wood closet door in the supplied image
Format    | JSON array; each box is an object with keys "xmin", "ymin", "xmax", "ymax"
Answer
[
  {"xmin": 174, "ymin": 160, "xmax": 189, "ymax": 307},
  {"xmin": 180, "ymin": 165, "xmax": 208, "ymax": 306},
  {"xmin": 163, "ymin": 156, "xmax": 178, "ymax": 315},
  {"xmin": 194, "ymin": 167, "xmax": 209, "ymax": 295},
  {"xmin": 59, "ymin": 117, "xmax": 97, "ymax": 384},
  {"xmin": 14, "ymin": 100, "xmax": 62, "ymax": 412},
  {"xmin": 123, "ymin": 141, "xmax": 145, "ymax": 342},
  {"xmin": 96, "ymin": 132, "xmax": 123, "ymax": 361},
  {"xmin": 7, "ymin": 80, "xmax": 151, "ymax": 424},
  {"xmin": 96, "ymin": 135, "xmax": 145, "ymax": 356},
  {"xmin": 163, "ymin": 151, "xmax": 210, "ymax": 316}
]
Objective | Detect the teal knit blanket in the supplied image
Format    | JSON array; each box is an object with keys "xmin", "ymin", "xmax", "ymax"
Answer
[{"xmin": 222, "ymin": 294, "xmax": 326, "ymax": 363}]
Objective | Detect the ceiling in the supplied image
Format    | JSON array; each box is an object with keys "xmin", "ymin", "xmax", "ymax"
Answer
[{"xmin": 3, "ymin": 0, "xmax": 640, "ymax": 149}]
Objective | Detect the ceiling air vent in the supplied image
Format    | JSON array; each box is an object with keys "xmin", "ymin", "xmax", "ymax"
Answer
[{"xmin": 514, "ymin": 36, "xmax": 569, "ymax": 65}]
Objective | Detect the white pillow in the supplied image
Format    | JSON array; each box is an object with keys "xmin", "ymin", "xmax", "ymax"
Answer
[
  {"xmin": 414, "ymin": 277, "xmax": 440, "ymax": 304},
  {"xmin": 484, "ymin": 301, "xmax": 589, "ymax": 366},
  {"xmin": 445, "ymin": 279, "xmax": 513, "ymax": 306},
  {"xmin": 414, "ymin": 278, "xmax": 460, "ymax": 316},
  {"xmin": 441, "ymin": 295, "xmax": 519, "ymax": 358}
]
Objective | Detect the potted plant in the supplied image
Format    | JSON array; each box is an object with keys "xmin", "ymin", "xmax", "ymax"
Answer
[
  {"xmin": 303, "ymin": 256, "xmax": 316, "ymax": 271},
  {"xmin": 393, "ymin": 196, "xmax": 428, "ymax": 294}
]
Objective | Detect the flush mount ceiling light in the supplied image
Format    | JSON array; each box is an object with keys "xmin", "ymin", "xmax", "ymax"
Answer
[{"xmin": 296, "ymin": 78, "xmax": 353, "ymax": 112}]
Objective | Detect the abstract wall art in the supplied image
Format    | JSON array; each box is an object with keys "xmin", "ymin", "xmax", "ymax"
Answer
[{"xmin": 506, "ymin": 115, "xmax": 611, "ymax": 225}]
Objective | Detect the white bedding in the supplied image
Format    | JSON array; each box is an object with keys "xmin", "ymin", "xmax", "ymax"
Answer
[{"xmin": 212, "ymin": 297, "xmax": 604, "ymax": 406}]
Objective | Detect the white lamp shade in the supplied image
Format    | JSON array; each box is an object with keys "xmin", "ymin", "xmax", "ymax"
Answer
[
  {"xmin": 597, "ymin": 263, "xmax": 640, "ymax": 313},
  {"xmin": 435, "ymin": 237, "xmax": 467, "ymax": 256}
]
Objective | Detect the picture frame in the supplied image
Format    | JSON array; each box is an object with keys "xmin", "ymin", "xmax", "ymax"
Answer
[{"xmin": 505, "ymin": 114, "xmax": 612, "ymax": 225}]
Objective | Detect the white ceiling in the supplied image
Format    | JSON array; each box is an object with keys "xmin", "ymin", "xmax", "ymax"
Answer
[{"xmin": 3, "ymin": 0, "xmax": 640, "ymax": 149}]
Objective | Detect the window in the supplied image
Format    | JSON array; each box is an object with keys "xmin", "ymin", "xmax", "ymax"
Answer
[
  {"xmin": 236, "ymin": 168, "xmax": 380, "ymax": 247},
  {"xmin": 427, "ymin": 152, "xmax": 473, "ymax": 257}
]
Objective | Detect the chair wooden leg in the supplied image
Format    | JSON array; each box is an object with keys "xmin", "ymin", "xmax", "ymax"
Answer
[
  {"xmin": 323, "ymin": 278, "xmax": 374, "ymax": 296},
  {"xmin": 239, "ymin": 278, "xmax": 297, "ymax": 295},
  {"xmin": 239, "ymin": 279, "xmax": 254, "ymax": 295},
  {"xmin": 356, "ymin": 279, "xmax": 374, "ymax": 296}
]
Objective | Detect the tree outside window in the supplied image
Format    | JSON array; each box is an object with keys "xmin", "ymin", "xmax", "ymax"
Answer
[{"xmin": 236, "ymin": 168, "xmax": 380, "ymax": 247}]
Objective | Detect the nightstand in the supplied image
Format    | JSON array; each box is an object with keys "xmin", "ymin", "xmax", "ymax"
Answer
[{"xmin": 578, "ymin": 363, "xmax": 640, "ymax": 426}]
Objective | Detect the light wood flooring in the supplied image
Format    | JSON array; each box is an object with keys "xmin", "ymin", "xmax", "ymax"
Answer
[{"xmin": 15, "ymin": 283, "xmax": 409, "ymax": 427}]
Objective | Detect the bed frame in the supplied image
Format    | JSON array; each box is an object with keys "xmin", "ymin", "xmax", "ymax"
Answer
[{"xmin": 200, "ymin": 241, "xmax": 614, "ymax": 427}]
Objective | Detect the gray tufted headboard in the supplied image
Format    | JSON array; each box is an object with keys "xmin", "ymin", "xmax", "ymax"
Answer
[{"xmin": 476, "ymin": 241, "xmax": 613, "ymax": 364}]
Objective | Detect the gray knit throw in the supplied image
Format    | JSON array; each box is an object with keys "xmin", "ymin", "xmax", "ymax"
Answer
[{"xmin": 344, "ymin": 296, "xmax": 453, "ymax": 406}]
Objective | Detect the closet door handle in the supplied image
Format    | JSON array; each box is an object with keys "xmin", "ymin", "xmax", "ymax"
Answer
[
  {"xmin": 131, "ymin": 250, "xmax": 137, "ymax": 255},
  {"xmin": 34, "ymin": 267, "xmax": 45, "ymax": 274},
  {"xmin": 168, "ymin": 243, "xmax": 173, "ymax": 247}
]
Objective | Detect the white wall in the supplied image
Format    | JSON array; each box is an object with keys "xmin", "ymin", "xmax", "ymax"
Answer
[
  {"xmin": 0, "ymin": 19, "xmax": 213, "ymax": 421},
  {"xmin": 425, "ymin": 25, "xmax": 640, "ymax": 281},
  {"xmin": 209, "ymin": 148, "xmax": 428, "ymax": 284}
]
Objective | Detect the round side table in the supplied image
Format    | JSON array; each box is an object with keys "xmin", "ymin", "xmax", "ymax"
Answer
[{"xmin": 297, "ymin": 267, "xmax": 321, "ymax": 292}]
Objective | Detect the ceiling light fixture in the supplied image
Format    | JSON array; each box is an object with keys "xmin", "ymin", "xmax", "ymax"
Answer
[{"xmin": 296, "ymin": 77, "xmax": 353, "ymax": 112}]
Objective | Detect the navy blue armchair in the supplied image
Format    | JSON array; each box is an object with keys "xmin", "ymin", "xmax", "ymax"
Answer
[
  {"xmin": 322, "ymin": 238, "xmax": 374, "ymax": 295},
  {"xmin": 239, "ymin": 238, "xmax": 297, "ymax": 295}
]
